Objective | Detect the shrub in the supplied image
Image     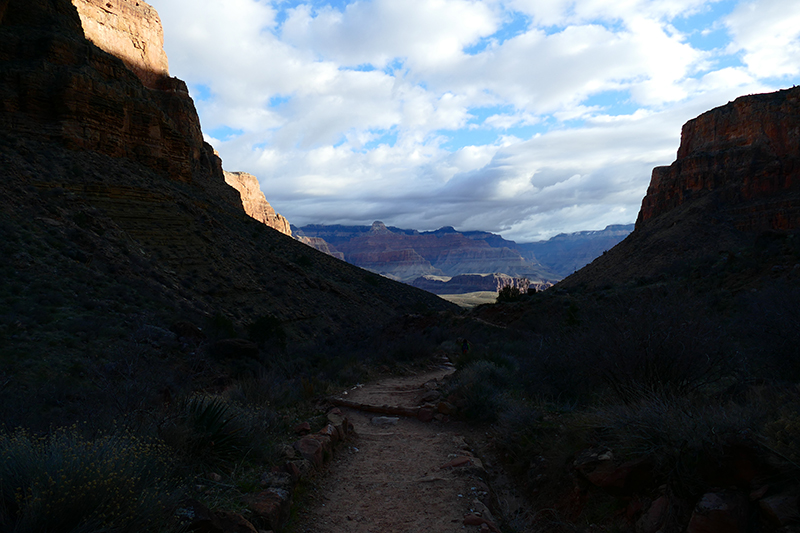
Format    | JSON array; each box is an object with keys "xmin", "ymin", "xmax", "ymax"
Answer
[
  {"xmin": 159, "ymin": 395, "xmax": 251, "ymax": 468},
  {"xmin": 587, "ymin": 394, "xmax": 764, "ymax": 495},
  {"xmin": 247, "ymin": 315, "xmax": 286, "ymax": 349},
  {"xmin": 0, "ymin": 428, "xmax": 176, "ymax": 533},
  {"xmin": 445, "ymin": 360, "xmax": 511, "ymax": 422},
  {"xmin": 497, "ymin": 285, "xmax": 521, "ymax": 303}
]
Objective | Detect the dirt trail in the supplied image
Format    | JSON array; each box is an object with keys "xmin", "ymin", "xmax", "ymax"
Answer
[{"xmin": 292, "ymin": 364, "xmax": 498, "ymax": 533}]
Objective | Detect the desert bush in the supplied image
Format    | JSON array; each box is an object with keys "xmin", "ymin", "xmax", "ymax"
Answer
[
  {"xmin": 0, "ymin": 428, "xmax": 177, "ymax": 533},
  {"xmin": 759, "ymin": 386, "xmax": 800, "ymax": 467},
  {"xmin": 159, "ymin": 395, "xmax": 252, "ymax": 469},
  {"xmin": 444, "ymin": 360, "xmax": 512, "ymax": 422},
  {"xmin": 587, "ymin": 394, "xmax": 764, "ymax": 495},
  {"xmin": 735, "ymin": 285, "xmax": 800, "ymax": 382},
  {"xmin": 497, "ymin": 285, "xmax": 521, "ymax": 303}
]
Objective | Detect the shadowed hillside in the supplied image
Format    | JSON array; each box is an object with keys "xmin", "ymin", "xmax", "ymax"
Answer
[{"xmin": 0, "ymin": 0, "xmax": 454, "ymax": 430}]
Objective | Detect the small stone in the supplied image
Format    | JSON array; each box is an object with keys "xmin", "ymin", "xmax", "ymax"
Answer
[
  {"xmin": 440, "ymin": 456, "xmax": 474, "ymax": 469},
  {"xmin": 437, "ymin": 401, "xmax": 456, "ymax": 415},
  {"xmin": 418, "ymin": 407, "xmax": 435, "ymax": 422},
  {"xmin": 371, "ymin": 416, "xmax": 399, "ymax": 426},
  {"xmin": 687, "ymin": 491, "xmax": 748, "ymax": 533},
  {"xmin": 294, "ymin": 437, "xmax": 323, "ymax": 470}
]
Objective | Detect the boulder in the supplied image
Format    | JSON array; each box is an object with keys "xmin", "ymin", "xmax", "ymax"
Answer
[
  {"xmin": 244, "ymin": 488, "xmax": 292, "ymax": 532},
  {"xmin": 686, "ymin": 492, "xmax": 748, "ymax": 533},
  {"xmin": 760, "ymin": 493, "xmax": 800, "ymax": 528}
]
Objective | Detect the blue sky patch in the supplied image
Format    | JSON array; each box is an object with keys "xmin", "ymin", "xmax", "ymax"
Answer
[
  {"xmin": 190, "ymin": 84, "xmax": 212, "ymax": 102},
  {"xmin": 269, "ymin": 95, "xmax": 292, "ymax": 107},
  {"xmin": 464, "ymin": 10, "xmax": 529, "ymax": 55},
  {"xmin": 582, "ymin": 90, "xmax": 638, "ymax": 116},
  {"xmin": 363, "ymin": 129, "xmax": 398, "ymax": 150},
  {"xmin": 208, "ymin": 125, "xmax": 244, "ymax": 140},
  {"xmin": 672, "ymin": 0, "xmax": 737, "ymax": 51}
]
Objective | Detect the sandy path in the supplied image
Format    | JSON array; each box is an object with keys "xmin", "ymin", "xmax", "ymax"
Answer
[{"xmin": 291, "ymin": 366, "xmax": 496, "ymax": 533}]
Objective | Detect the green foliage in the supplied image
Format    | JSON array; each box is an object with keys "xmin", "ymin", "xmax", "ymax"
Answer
[
  {"xmin": 159, "ymin": 395, "xmax": 250, "ymax": 468},
  {"xmin": 496, "ymin": 285, "xmax": 521, "ymax": 303},
  {"xmin": 0, "ymin": 427, "xmax": 177, "ymax": 533}
]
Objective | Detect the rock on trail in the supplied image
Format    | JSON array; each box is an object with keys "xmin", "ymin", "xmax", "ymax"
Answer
[{"xmin": 292, "ymin": 367, "xmax": 499, "ymax": 532}]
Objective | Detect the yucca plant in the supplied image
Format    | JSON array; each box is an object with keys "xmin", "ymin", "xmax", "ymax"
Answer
[{"xmin": 159, "ymin": 395, "xmax": 249, "ymax": 468}]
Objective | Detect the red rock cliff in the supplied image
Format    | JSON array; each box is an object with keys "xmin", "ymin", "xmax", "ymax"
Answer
[
  {"xmin": 70, "ymin": 0, "xmax": 169, "ymax": 90},
  {"xmin": 637, "ymin": 87, "xmax": 800, "ymax": 231},
  {"xmin": 0, "ymin": 0, "xmax": 234, "ymax": 200},
  {"xmin": 223, "ymin": 171, "xmax": 292, "ymax": 236}
]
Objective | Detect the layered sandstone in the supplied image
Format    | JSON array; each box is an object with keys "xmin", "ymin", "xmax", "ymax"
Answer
[
  {"xmin": 638, "ymin": 87, "xmax": 800, "ymax": 231},
  {"xmin": 562, "ymin": 87, "xmax": 800, "ymax": 290},
  {"xmin": 0, "ymin": 0, "xmax": 232, "ymax": 193},
  {"xmin": 223, "ymin": 171, "xmax": 291, "ymax": 236},
  {"xmin": 319, "ymin": 222, "xmax": 553, "ymax": 282},
  {"xmin": 0, "ymin": 0, "xmax": 455, "ymax": 353},
  {"xmin": 70, "ymin": 0, "xmax": 169, "ymax": 89}
]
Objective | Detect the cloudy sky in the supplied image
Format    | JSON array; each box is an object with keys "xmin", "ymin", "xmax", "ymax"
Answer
[{"xmin": 153, "ymin": 0, "xmax": 800, "ymax": 242}]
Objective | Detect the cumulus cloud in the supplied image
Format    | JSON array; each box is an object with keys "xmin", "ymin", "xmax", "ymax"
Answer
[{"xmin": 153, "ymin": 0, "xmax": 800, "ymax": 242}]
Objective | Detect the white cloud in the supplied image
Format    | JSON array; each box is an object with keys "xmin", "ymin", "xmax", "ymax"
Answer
[
  {"xmin": 151, "ymin": 0, "xmax": 800, "ymax": 242},
  {"xmin": 725, "ymin": 0, "xmax": 800, "ymax": 78}
]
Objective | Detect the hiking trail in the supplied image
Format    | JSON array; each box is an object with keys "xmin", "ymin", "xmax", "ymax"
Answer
[{"xmin": 291, "ymin": 364, "xmax": 504, "ymax": 532}]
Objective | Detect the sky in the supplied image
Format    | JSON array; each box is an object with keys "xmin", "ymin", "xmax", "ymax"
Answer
[{"xmin": 152, "ymin": 0, "xmax": 800, "ymax": 242}]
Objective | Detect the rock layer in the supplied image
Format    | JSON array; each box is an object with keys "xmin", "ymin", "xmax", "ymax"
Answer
[
  {"xmin": 300, "ymin": 222, "xmax": 554, "ymax": 282},
  {"xmin": 638, "ymin": 87, "xmax": 800, "ymax": 231},
  {"xmin": 70, "ymin": 0, "xmax": 169, "ymax": 89},
  {"xmin": 0, "ymin": 0, "xmax": 230, "ymax": 191},
  {"xmin": 223, "ymin": 171, "xmax": 291, "ymax": 236},
  {"xmin": 562, "ymin": 87, "xmax": 800, "ymax": 289}
]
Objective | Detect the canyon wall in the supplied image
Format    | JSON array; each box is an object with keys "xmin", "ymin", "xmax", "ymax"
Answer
[
  {"xmin": 0, "ymin": 0, "xmax": 233, "ymax": 197},
  {"xmin": 224, "ymin": 171, "xmax": 292, "ymax": 236},
  {"xmin": 70, "ymin": 0, "xmax": 169, "ymax": 89},
  {"xmin": 637, "ymin": 87, "xmax": 800, "ymax": 231}
]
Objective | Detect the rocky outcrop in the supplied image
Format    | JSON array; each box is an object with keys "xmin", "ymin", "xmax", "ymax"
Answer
[
  {"xmin": 0, "ymin": 0, "xmax": 455, "ymax": 353},
  {"xmin": 70, "ymin": 0, "xmax": 169, "ymax": 89},
  {"xmin": 296, "ymin": 236, "xmax": 345, "ymax": 260},
  {"xmin": 411, "ymin": 273, "xmax": 553, "ymax": 295},
  {"xmin": 637, "ymin": 87, "xmax": 800, "ymax": 232},
  {"xmin": 562, "ymin": 87, "xmax": 800, "ymax": 290},
  {"xmin": 223, "ymin": 171, "xmax": 291, "ymax": 236}
]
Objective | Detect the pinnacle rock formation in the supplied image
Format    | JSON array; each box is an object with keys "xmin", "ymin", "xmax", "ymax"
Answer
[{"xmin": 224, "ymin": 171, "xmax": 291, "ymax": 236}]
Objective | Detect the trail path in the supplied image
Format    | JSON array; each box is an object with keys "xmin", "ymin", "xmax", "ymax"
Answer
[{"xmin": 292, "ymin": 365, "xmax": 498, "ymax": 533}]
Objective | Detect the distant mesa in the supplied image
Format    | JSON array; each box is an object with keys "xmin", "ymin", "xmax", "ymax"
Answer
[{"xmin": 294, "ymin": 222, "xmax": 633, "ymax": 293}]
